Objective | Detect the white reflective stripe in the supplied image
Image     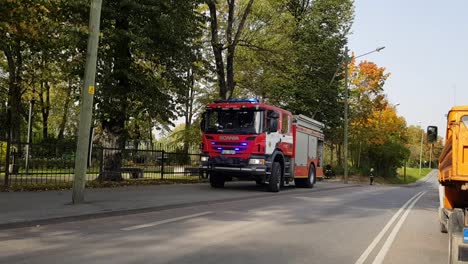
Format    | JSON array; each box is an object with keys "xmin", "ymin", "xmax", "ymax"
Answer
[
  {"xmin": 372, "ymin": 192, "xmax": 425, "ymax": 264},
  {"xmin": 355, "ymin": 192, "xmax": 424, "ymax": 264},
  {"xmin": 121, "ymin": 212, "xmax": 213, "ymax": 231}
]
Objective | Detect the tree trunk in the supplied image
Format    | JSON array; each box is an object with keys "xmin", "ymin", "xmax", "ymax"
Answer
[
  {"xmin": 4, "ymin": 43, "xmax": 23, "ymax": 144},
  {"xmin": 58, "ymin": 79, "xmax": 73, "ymax": 141},
  {"xmin": 183, "ymin": 69, "xmax": 195, "ymax": 153},
  {"xmin": 337, "ymin": 143, "xmax": 342, "ymax": 166},
  {"xmin": 98, "ymin": 4, "xmax": 131, "ymax": 181},
  {"xmin": 207, "ymin": 0, "xmax": 254, "ymax": 100},
  {"xmin": 39, "ymin": 81, "xmax": 50, "ymax": 140},
  {"xmin": 98, "ymin": 117, "xmax": 126, "ymax": 181},
  {"xmin": 225, "ymin": 0, "xmax": 254, "ymax": 99},
  {"xmin": 39, "ymin": 80, "xmax": 50, "ymax": 140},
  {"xmin": 207, "ymin": 1, "xmax": 227, "ymax": 99}
]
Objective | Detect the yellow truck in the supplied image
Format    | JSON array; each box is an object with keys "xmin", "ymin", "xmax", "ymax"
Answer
[{"xmin": 437, "ymin": 106, "xmax": 468, "ymax": 263}]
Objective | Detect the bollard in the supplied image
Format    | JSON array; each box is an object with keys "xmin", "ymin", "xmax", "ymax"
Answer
[{"xmin": 369, "ymin": 168, "xmax": 374, "ymax": 185}]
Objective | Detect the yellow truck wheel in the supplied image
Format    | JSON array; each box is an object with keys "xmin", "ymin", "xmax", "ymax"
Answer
[{"xmin": 448, "ymin": 209, "xmax": 464, "ymax": 264}]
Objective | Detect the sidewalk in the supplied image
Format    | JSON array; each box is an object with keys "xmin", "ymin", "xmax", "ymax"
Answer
[
  {"xmin": 0, "ymin": 183, "xmax": 260, "ymax": 228},
  {"xmin": 0, "ymin": 181, "xmax": 357, "ymax": 229}
]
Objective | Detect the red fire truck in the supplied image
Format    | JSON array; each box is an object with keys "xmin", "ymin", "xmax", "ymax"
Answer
[{"xmin": 200, "ymin": 99, "xmax": 324, "ymax": 192}]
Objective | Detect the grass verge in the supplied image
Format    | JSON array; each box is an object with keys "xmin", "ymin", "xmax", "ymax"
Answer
[
  {"xmin": 325, "ymin": 167, "xmax": 433, "ymax": 185},
  {"xmin": 390, "ymin": 167, "xmax": 433, "ymax": 184}
]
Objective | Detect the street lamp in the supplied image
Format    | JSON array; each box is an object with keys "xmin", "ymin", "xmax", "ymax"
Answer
[
  {"xmin": 343, "ymin": 46, "xmax": 385, "ymax": 184},
  {"xmin": 418, "ymin": 121, "xmax": 424, "ymax": 176}
]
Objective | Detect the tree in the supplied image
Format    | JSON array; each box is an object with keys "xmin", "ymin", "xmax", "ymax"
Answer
[
  {"xmin": 206, "ymin": 0, "xmax": 255, "ymax": 99},
  {"xmin": 202, "ymin": 0, "xmax": 353, "ymax": 166},
  {"xmin": 0, "ymin": 1, "xmax": 86, "ymax": 145},
  {"xmin": 346, "ymin": 59, "xmax": 409, "ymax": 176},
  {"xmin": 0, "ymin": 1, "xmax": 55, "ymax": 143},
  {"xmin": 94, "ymin": 0, "xmax": 203, "ymax": 181}
]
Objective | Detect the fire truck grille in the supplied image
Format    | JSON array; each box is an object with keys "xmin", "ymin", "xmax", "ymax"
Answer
[
  {"xmin": 212, "ymin": 142, "xmax": 242, "ymax": 146},
  {"xmin": 211, "ymin": 156, "xmax": 249, "ymax": 166}
]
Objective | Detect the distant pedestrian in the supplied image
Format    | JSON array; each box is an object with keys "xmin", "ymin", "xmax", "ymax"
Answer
[{"xmin": 369, "ymin": 168, "xmax": 374, "ymax": 185}]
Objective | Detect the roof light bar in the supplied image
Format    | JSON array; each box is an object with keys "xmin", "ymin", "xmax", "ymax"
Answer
[{"xmin": 213, "ymin": 98, "xmax": 260, "ymax": 104}]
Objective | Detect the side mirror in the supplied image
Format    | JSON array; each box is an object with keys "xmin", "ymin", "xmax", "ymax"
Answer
[
  {"xmin": 267, "ymin": 111, "xmax": 279, "ymax": 133},
  {"xmin": 427, "ymin": 126, "xmax": 438, "ymax": 143},
  {"xmin": 200, "ymin": 113, "xmax": 206, "ymax": 132},
  {"xmin": 269, "ymin": 119, "xmax": 278, "ymax": 133},
  {"xmin": 268, "ymin": 111, "xmax": 280, "ymax": 119}
]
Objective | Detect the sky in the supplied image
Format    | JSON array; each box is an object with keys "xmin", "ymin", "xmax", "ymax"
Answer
[{"xmin": 348, "ymin": 0, "xmax": 468, "ymax": 139}]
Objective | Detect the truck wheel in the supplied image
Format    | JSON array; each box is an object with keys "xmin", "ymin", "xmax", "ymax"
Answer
[
  {"xmin": 210, "ymin": 172, "xmax": 225, "ymax": 188},
  {"xmin": 448, "ymin": 209, "xmax": 464, "ymax": 264},
  {"xmin": 267, "ymin": 162, "xmax": 281, "ymax": 193},
  {"xmin": 440, "ymin": 207, "xmax": 448, "ymax": 233},
  {"xmin": 441, "ymin": 222, "xmax": 448, "ymax": 233},
  {"xmin": 304, "ymin": 164, "xmax": 316, "ymax": 188}
]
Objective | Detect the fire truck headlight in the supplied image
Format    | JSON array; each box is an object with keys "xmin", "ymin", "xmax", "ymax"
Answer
[
  {"xmin": 201, "ymin": 156, "xmax": 209, "ymax": 162},
  {"xmin": 249, "ymin": 159, "xmax": 265, "ymax": 165}
]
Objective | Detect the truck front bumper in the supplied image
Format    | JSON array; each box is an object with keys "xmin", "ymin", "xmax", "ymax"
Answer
[
  {"xmin": 199, "ymin": 155, "xmax": 269, "ymax": 179},
  {"xmin": 200, "ymin": 165, "xmax": 267, "ymax": 176}
]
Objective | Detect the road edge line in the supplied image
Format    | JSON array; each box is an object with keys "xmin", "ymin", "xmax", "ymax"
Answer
[
  {"xmin": 121, "ymin": 211, "xmax": 213, "ymax": 231},
  {"xmin": 371, "ymin": 191, "xmax": 426, "ymax": 264},
  {"xmin": 354, "ymin": 191, "xmax": 423, "ymax": 264}
]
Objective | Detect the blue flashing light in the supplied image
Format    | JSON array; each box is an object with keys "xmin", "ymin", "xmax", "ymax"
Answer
[
  {"xmin": 235, "ymin": 148, "xmax": 240, "ymax": 151},
  {"xmin": 227, "ymin": 98, "xmax": 260, "ymax": 103},
  {"xmin": 241, "ymin": 142, "xmax": 248, "ymax": 146},
  {"xmin": 217, "ymin": 147, "xmax": 223, "ymax": 150},
  {"xmin": 211, "ymin": 142, "xmax": 216, "ymax": 145}
]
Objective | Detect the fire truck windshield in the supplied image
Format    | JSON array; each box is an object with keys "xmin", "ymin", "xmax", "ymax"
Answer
[{"xmin": 205, "ymin": 109, "xmax": 263, "ymax": 134}]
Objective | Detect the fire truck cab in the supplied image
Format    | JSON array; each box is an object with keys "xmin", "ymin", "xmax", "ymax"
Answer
[{"xmin": 200, "ymin": 99, "xmax": 324, "ymax": 192}]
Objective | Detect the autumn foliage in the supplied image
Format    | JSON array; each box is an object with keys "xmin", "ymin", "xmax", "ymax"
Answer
[{"xmin": 347, "ymin": 59, "xmax": 409, "ymax": 176}]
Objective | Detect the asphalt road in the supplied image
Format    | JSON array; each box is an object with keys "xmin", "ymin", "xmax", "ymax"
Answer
[{"xmin": 0, "ymin": 172, "xmax": 448, "ymax": 264}]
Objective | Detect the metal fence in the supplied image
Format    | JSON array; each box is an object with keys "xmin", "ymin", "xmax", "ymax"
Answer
[{"xmin": 1, "ymin": 142, "xmax": 202, "ymax": 185}]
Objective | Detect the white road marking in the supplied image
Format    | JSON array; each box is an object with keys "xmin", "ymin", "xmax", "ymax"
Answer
[
  {"xmin": 121, "ymin": 211, "xmax": 213, "ymax": 231},
  {"xmin": 354, "ymin": 192, "xmax": 424, "ymax": 264},
  {"xmin": 372, "ymin": 191, "xmax": 426, "ymax": 264}
]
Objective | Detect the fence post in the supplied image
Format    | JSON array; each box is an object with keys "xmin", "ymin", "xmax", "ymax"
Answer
[{"xmin": 161, "ymin": 150, "xmax": 165, "ymax": 180}]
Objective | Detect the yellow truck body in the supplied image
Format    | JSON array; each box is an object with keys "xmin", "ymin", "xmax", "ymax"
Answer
[
  {"xmin": 439, "ymin": 106, "xmax": 468, "ymax": 210},
  {"xmin": 437, "ymin": 106, "xmax": 468, "ymax": 263}
]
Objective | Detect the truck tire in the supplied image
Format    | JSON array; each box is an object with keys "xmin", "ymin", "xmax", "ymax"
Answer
[
  {"xmin": 448, "ymin": 209, "xmax": 464, "ymax": 264},
  {"xmin": 304, "ymin": 164, "xmax": 316, "ymax": 188},
  {"xmin": 267, "ymin": 162, "xmax": 281, "ymax": 192},
  {"xmin": 210, "ymin": 172, "xmax": 225, "ymax": 188},
  {"xmin": 440, "ymin": 207, "xmax": 448, "ymax": 233},
  {"xmin": 441, "ymin": 222, "xmax": 448, "ymax": 233}
]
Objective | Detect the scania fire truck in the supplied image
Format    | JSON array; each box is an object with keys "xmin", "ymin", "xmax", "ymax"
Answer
[{"xmin": 200, "ymin": 99, "xmax": 324, "ymax": 192}]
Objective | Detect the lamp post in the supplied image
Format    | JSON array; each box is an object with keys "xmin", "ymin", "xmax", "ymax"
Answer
[
  {"xmin": 343, "ymin": 46, "xmax": 385, "ymax": 184},
  {"xmin": 418, "ymin": 121, "xmax": 424, "ymax": 176},
  {"xmin": 25, "ymin": 99, "xmax": 35, "ymax": 175}
]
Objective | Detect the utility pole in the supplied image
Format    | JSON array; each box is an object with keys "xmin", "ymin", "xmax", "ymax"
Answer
[
  {"xmin": 429, "ymin": 144, "xmax": 433, "ymax": 169},
  {"xmin": 418, "ymin": 124, "xmax": 424, "ymax": 177},
  {"xmin": 343, "ymin": 47, "xmax": 349, "ymax": 184},
  {"xmin": 72, "ymin": 0, "xmax": 103, "ymax": 204}
]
